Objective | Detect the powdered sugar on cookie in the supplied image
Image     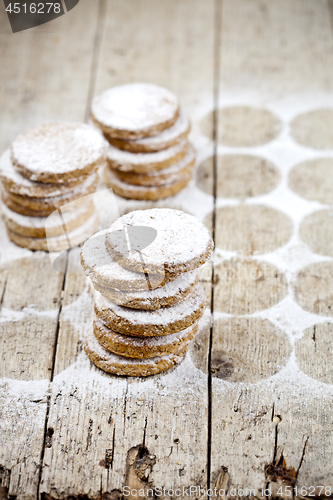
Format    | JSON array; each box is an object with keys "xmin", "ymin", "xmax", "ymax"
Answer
[
  {"xmin": 94, "ymin": 317, "xmax": 198, "ymax": 349},
  {"xmin": 11, "ymin": 122, "xmax": 106, "ymax": 182},
  {"xmin": 8, "ymin": 211, "xmax": 99, "ymax": 252},
  {"xmin": 1, "ymin": 198, "xmax": 93, "ymax": 230},
  {"xmin": 105, "ymin": 208, "xmax": 214, "ymax": 274},
  {"xmin": 94, "ymin": 284, "xmax": 206, "ymax": 329},
  {"xmin": 114, "ymin": 145, "xmax": 195, "ymax": 186},
  {"xmin": 109, "ymin": 109, "xmax": 190, "ymax": 153},
  {"xmin": 103, "ymin": 166, "xmax": 192, "ymax": 201},
  {"xmin": 99, "ymin": 269, "xmax": 197, "ymax": 301},
  {"xmin": 81, "ymin": 229, "xmax": 168, "ymax": 291},
  {"xmin": 0, "ymin": 149, "xmax": 90, "ymax": 198},
  {"xmin": 107, "ymin": 140, "xmax": 188, "ymax": 173},
  {"xmin": 84, "ymin": 328, "xmax": 187, "ymax": 376},
  {"xmin": 91, "ymin": 83, "xmax": 179, "ymax": 137}
]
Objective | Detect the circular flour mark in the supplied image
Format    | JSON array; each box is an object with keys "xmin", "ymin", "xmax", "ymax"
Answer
[
  {"xmin": 290, "ymin": 109, "xmax": 333, "ymax": 149},
  {"xmin": 197, "ymin": 154, "xmax": 280, "ymax": 198},
  {"xmin": 214, "ymin": 258, "xmax": 288, "ymax": 314},
  {"xmin": 294, "ymin": 262, "xmax": 333, "ymax": 317},
  {"xmin": 196, "ymin": 156, "xmax": 214, "ymax": 195},
  {"xmin": 288, "ymin": 158, "xmax": 333, "ymax": 204},
  {"xmin": 215, "ymin": 204, "xmax": 293, "ymax": 255},
  {"xmin": 211, "ymin": 317, "xmax": 291, "ymax": 383},
  {"xmin": 216, "ymin": 154, "xmax": 280, "ymax": 199},
  {"xmin": 295, "ymin": 322, "xmax": 333, "ymax": 385},
  {"xmin": 300, "ymin": 209, "xmax": 333, "ymax": 257},
  {"xmin": 208, "ymin": 106, "xmax": 281, "ymax": 146}
]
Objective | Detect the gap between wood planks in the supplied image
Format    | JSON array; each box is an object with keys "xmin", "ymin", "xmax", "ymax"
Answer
[
  {"xmin": 33, "ymin": 0, "xmax": 220, "ymax": 493},
  {"xmin": 0, "ymin": 274, "xmax": 8, "ymax": 309},
  {"xmin": 36, "ymin": 252, "xmax": 68, "ymax": 500},
  {"xmin": 207, "ymin": 0, "xmax": 222, "ymax": 490},
  {"xmin": 35, "ymin": 1, "xmax": 107, "ymax": 495},
  {"xmin": 84, "ymin": 0, "xmax": 108, "ymax": 123}
]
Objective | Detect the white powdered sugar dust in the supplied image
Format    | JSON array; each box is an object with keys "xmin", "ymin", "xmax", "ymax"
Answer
[
  {"xmin": 106, "ymin": 208, "xmax": 213, "ymax": 271},
  {"xmin": 2, "ymin": 92, "xmax": 333, "ymax": 409},
  {"xmin": 106, "ymin": 140, "xmax": 188, "ymax": 169},
  {"xmin": 94, "ymin": 284, "xmax": 205, "ymax": 327},
  {"xmin": 11, "ymin": 122, "xmax": 106, "ymax": 177},
  {"xmin": 92, "ymin": 83, "xmax": 179, "ymax": 132}
]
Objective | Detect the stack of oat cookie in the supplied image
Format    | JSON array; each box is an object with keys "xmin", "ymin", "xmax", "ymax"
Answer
[
  {"xmin": 81, "ymin": 208, "xmax": 213, "ymax": 377},
  {"xmin": 91, "ymin": 83, "xmax": 195, "ymax": 200},
  {"xmin": 0, "ymin": 122, "xmax": 106, "ymax": 251}
]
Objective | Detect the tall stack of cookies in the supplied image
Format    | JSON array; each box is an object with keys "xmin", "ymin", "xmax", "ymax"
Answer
[
  {"xmin": 91, "ymin": 83, "xmax": 195, "ymax": 201},
  {"xmin": 0, "ymin": 122, "xmax": 106, "ymax": 251},
  {"xmin": 81, "ymin": 208, "xmax": 213, "ymax": 377}
]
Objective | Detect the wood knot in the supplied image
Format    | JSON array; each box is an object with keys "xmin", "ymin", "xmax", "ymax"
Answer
[{"xmin": 265, "ymin": 455, "xmax": 296, "ymax": 485}]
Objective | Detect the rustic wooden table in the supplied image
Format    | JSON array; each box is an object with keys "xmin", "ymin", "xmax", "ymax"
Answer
[{"xmin": 1, "ymin": 1, "xmax": 333, "ymax": 498}]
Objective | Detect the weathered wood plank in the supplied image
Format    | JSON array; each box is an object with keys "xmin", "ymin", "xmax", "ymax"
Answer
[
  {"xmin": 218, "ymin": 0, "xmax": 333, "ymax": 98},
  {"xmin": 0, "ymin": 0, "xmax": 102, "ymax": 153},
  {"xmin": 4, "ymin": 0, "xmax": 333, "ymax": 496},
  {"xmin": 0, "ymin": 255, "xmax": 64, "ymax": 500},
  {"xmin": 211, "ymin": 0, "xmax": 333, "ymax": 494},
  {"xmin": 41, "ymin": 261, "xmax": 213, "ymax": 499},
  {"xmin": 40, "ymin": 0, "xmax": 216, "ymax": 497},
  {"xmin": 0, "ymin": 1, "xmax": 103, "ymax": 498}
]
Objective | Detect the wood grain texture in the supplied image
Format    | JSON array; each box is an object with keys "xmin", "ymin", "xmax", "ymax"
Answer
[
  {"xmin": 210, "ymin": 0, "xmax": 333, "ymax": 495},
  {"xmin": 213, "ymin": 259, "xmax": 288, "ymax": 315},
  {"xmin": 93, "ymin": 0, "xmax": 214, "ymax": 115},
  {"xmin": 218, "ymin": 0, "xmax": 333, "ymax": 97},
  {"xmin": 0, "ymin": 255, "xmax": 64, "ymax": 499},
  {"xmin": 40, "ymin": 257, "xmax": 212, "ymax": 498},
  {"xmin": 0, "ymin": 1, "xmax": 102, "ymax": 497},
  {"xmin": 0, "ymin": 0, "xmax": 101, "ymax": 152},
  {"xmin": 39, "ymin": 0, "xmax": 216, "ymax": 497},
  {"xmin": 2, "ymin": 0, "xmax": 333, "ymax": 497}
]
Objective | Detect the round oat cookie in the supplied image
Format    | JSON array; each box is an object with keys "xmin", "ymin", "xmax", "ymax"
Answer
[
  {"xmin": 81, "ymin": 229, "xmax": 174, "ymax": 292},
  {"xmin": 93, "ymin": 269, "xmax": 198, "ymax": 310},
  {"xmin": 94, "ymin": 317, "xmax": 198, "ymax": 359},
  {"xmin": 1, "ymin": 199, "xmax": 94, "ymax": 238},
  {"xmin": 91, "ymin": 83, "xmax": 180, "ymax": 140},
  {"xmin": 11, "ymin": 122, "xmax": 106, "ymax": 183},
  {"xmin": 0, "ymin": 149, "xmax": 96, "ymax": 199},
  {"xmin": 84, "ymin": 328, "xmax": 187, "ymax": 377},
  {"xmin": 94, "ymin": 284, "xmax": 207, "ymax": 337},
  {"xmin": 2, "ymin": 189, "xmax": 55, "ymax": 217},
  {"xmin": 106, "ymin": 109, "xmax": 190, "ymax": 153},
  {"xmin": 114, "ymin": 145, "xmax": 195, "ymax": 187},
  {"xmin": 4, "ymin": 172, "xmax": 98, "ymax": 212},
  {"xmin": 105, "ymin": 208, "xmax": 214, "ymax": 275},
  {"xmin": 1, "ymin": 190, "xmax": 88, "ymax": 217},
  {"xmin": 107, "ymin": 140, "xmax": 189, "ymax": 174},
  {"xmin": 103, "ymin": 166, "xmax": 192, "ymax": 201},
  {"xmin": 7, "ymin": 211, "xmax": 99, "ymax": 251}
]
